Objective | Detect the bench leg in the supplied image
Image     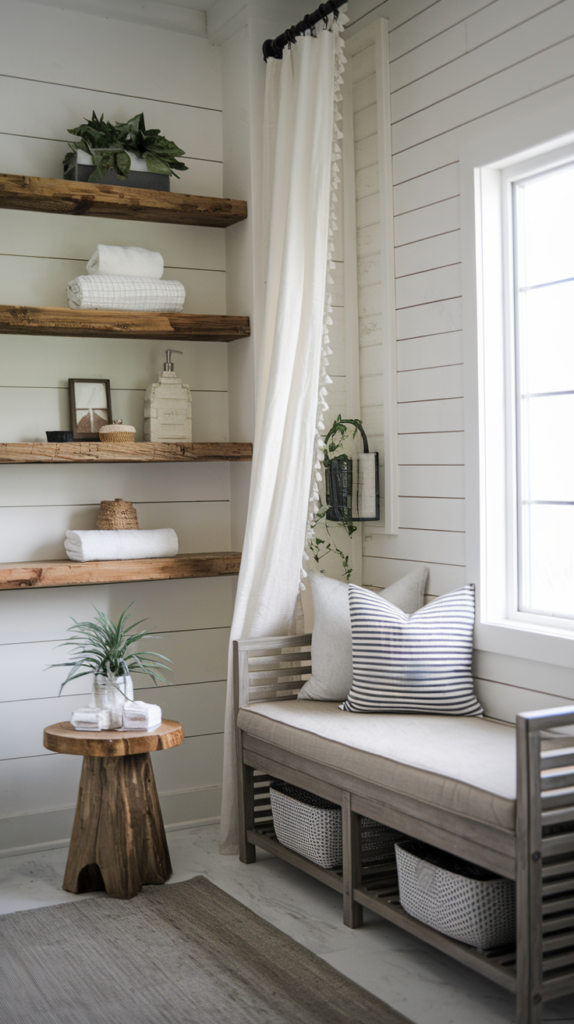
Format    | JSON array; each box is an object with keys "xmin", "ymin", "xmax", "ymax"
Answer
[
  {"xmin": 342, "ymin": 791, "xmax": 363, "ymax": 928},
  {"xmin": 237, "ymin": 757, "xmax": 256, "ymax": 864},
  {"xmin": 515, "ymin": 718, "xmax": 544, "ymax": 1024}
]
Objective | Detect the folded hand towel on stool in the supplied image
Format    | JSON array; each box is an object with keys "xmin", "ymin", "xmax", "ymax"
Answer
[
  {"xmin": 70, "ymin": 704, "xmax": 111, "ymax": 731},
  {"xmin": 123, "ymin": 700, "xmax": 162, "ymax": 731},
  {"xmin": 64, "ymin": 528, "xmax": 178, "ymax": 562},
  {"xmin": 67, "ymin": 276, "xmax": 185, "ymax": 312},
  {"xmin": 87, "ymin": 245, "xmax": 164, "ymax": 279}
]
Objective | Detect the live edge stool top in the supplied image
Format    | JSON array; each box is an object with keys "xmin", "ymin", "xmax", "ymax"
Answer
[{"xmin": 43, "ymin": 718, "xmax": 184, "ymax": 756}]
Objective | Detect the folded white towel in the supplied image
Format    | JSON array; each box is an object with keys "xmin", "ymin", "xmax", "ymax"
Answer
[
  {"xmin": 123, "ymin": 700, "xmax": 162, "ymax": 731},
  {"xmin": 70, "ymin": 704, "xmax": 111, "ymax": 731},
  {"xmin": 87, "ymin": 245, "xmax": 164, "ymax": 279},
  {"xmin": 67, "ymin": 275, "xmax": 185, "ymax": 312},
  {"xmin": 65, "ymin": 528, "xmax": 178, "ymax": 562}
]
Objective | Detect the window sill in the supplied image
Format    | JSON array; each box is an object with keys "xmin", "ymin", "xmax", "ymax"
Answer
[{"xmin": 474, "ymin": 617, "xmax": 574, "ymax": 671}]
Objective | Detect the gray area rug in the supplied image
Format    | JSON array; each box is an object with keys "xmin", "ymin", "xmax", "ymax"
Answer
[{"xmin": 0, "ymin": 875, "xmax": 411, "ymax": 1024}]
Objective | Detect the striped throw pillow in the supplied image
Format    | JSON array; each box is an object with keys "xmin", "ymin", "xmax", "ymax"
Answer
[{"xmin": 342, "ymin": 584, "xmax": 483, "ymax": 716}]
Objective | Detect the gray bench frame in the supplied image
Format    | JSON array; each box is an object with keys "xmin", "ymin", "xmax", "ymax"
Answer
[{"xmin": 234, "ymin": 633, "xmax": 574, "ymax": 1024}]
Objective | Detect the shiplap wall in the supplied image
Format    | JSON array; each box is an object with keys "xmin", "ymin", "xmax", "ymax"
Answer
[
  {"xmin": 0, "ymin": 0, "xmax": 232, "ymax": 854},
  {"xmin": 346, "ymin": 0, "xmax": 574, "ymax": 718}
]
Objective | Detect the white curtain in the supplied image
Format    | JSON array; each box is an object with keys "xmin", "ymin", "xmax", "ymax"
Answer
[{"xmin": 219, "ymin": 16, "xmax": 347, "ymax": 854}]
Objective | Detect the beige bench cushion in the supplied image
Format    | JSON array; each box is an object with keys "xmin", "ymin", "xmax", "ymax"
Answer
[{"xmin": 238, "ymin": 700, "xmax": 517, "ymax": 832}]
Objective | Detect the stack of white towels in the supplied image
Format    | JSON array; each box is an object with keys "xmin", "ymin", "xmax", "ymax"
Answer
[
  {"xmin": 71, "ymin": 700, "xmax": 162, "ymax": 732},
  {"xmin": 67, "ymin": 244, "xmax": 186, "ymax": 312}
]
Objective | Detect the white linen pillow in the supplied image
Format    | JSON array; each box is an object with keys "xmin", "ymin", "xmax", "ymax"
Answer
[
  {"xmin": 341, "ymin": 584, "xmax": 483, "ymax": 716},
  {"xmin": 297, "ymin": 566, "xmax": 428, "ymax": 701}
]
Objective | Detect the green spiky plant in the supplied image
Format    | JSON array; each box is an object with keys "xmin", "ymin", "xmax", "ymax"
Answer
[
  {"xmin": 65, "ymin": 111, "xmax": 188, "ymax": 182},
  {"xmin": 48, "ymin": 604, "xmax": 172, "ymax": 695}
]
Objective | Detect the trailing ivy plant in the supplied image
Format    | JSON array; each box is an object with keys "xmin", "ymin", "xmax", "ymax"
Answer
[
  {"xmin": 65, "ymin": 111, "xmax": 188, "ymax": 182},
  {"xmin": 308, "ymin": 415, "xmax": 364, "ymax": 582}
]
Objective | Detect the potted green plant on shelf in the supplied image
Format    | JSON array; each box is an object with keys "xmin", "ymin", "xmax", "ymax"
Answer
[
  {"xmin": 63, "ymin": 111, "xmax": 188, "ymax": 191},
  {"xmin": 48, "ymin": 604, "xmax": 171, "ymax": 729}
]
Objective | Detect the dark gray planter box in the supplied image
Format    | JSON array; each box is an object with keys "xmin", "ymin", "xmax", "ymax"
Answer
[{"xmin": 63, "ymin": 153, "xmax": 170, "ymax": 192}]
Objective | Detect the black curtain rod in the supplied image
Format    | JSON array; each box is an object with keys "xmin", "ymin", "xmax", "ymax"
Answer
[{"xmin": 262, "ymin": 0, "xmax": 346, "ymax": 61}]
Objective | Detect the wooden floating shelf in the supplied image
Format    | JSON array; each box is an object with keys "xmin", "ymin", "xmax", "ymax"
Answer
[
  {"xmin": 0, "ymin": 552, "xmax": 242, "ymax": 590},
  {"xmin": 0, "ymin": 441, "xmax": 253, "ymax": 464},
  {"xmin": 0, "ymin": 174, "xmax": 247, "ymax": 227},
  {"xmin": 0, "ymin": 305, "xmax": 250, "ymax": 341}
]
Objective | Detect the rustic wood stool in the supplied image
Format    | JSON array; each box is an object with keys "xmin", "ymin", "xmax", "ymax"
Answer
[{"xmin": 43, "ymin": 720, "xmax": 184, "ymax": 900}]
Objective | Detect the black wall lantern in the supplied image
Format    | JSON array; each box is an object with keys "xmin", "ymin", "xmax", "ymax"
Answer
[{"xmin": 324, "ymin": 419, "xmax": 380, "ymax": 523}]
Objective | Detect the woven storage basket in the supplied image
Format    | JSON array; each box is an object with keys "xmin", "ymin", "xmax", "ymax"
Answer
[
  {"xmin": 99, "ymin": 421, "xmax": 136, "ymax": 443},
  {"xmin": 95, "ymin": 499, "xmax": 139, "ymax": 531},
  {"xmin": 395, "ymin": 840, "xmax": 516, "ymax": 950},
  {"xmin": 269, "ymin": 782, "xmax": 405, "ymax": 870}
]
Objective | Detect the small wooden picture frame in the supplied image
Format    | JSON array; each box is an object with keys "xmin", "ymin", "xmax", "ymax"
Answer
[{"xmin": 69, "ymin": 379, "xmax": 112, "ymax": 440}]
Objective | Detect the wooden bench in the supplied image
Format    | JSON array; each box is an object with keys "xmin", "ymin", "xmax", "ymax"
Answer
[{"xmin": 234, "ymin": 633, "xmax": 574, "ymax": 1024}]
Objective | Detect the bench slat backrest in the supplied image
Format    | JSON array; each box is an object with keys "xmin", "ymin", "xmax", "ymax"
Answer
[{"xmin": 234, "ymin": 634, "xmax": 312, "ymax": 712}]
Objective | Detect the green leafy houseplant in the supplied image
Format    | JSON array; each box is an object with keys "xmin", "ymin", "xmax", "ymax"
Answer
[
  {"xmin": 308, "ymin": 415, "xmax": 363, "ymax": 582},
  {"xmin": 65, "ymin": 111, "xmax": 188, "ymax": 183},
  {"xmin": 48, "ymin": 604, "xmax": 171, "ymax": 695}
]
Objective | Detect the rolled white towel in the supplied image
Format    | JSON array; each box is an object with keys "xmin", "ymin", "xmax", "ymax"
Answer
[
  {"xmin": 67, "ymin": 275, "xmax": 185, "ymax": 312},
  {"xmin": 87, "ymin": 245, "xmax": 164, "ymax": 279},
  {"xmin": 70, "ymin": 704, "xmax": 111, "ymax": 731},
  {"xmin": 65, "ymin": 528, "xmax": 179, "ymax": 562},
  {"xmin": 123, "ymin": 700, "xmax": 162, "ymax": 731}
]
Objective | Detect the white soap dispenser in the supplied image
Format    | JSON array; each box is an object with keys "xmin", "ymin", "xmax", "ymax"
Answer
[{"xmin": 143, "ymin": 349, "xmax": 192, "ymax": 443}]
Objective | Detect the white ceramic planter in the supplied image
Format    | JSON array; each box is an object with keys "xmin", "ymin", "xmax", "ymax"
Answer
[{"xmin": 74, "ymin": 149, "xmax": 148, "ymax": 172}]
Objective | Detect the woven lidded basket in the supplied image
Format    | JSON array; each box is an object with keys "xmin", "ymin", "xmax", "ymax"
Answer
[
  {"xmin": 269, "ymin": 781, "xmax": 405, "ymax": 870},
  {"xmin": 99, "ymin": 420, "xmax": 136, "ymax": 443},
  {"xmin": 395, "ymin": 840, "xmax": 516, "ymax": 950},
  {"xmin": 96, "ymin": 498, "xmax": 139, "ymax": 531}
]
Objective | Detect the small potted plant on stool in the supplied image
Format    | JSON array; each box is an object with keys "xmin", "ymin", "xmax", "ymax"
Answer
[{"xmin": 48, "ymin": 604, "xmax": 171, "ymax": 729}]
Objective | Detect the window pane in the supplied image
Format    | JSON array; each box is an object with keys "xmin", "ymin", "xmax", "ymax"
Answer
[
  {"xmin": 519, "ymin": 283, "xmax": 574, "ymax": 394},
  {"xmin": 517, "ymin": 163, "xmax": 574, "ymax": 287},
  {"xmin": 515, "ymin": 163, "xmax": 574, "ymax": 618},
  {"xmin": 520, "ymin": 505, "xmax": 574, "ymax": 618},
  {"xmin": 521, "ymin": 395, "xmax": 574, "ymax": 502}
]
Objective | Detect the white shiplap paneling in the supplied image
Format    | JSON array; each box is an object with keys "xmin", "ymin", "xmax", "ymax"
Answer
[{"xmin": 0, "ymin": 4, "xmax": 229, "ymax": 852}]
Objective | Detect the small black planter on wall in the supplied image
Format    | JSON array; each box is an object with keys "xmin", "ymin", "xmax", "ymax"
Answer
[{"xmin": 324, "ymin": 421, "xmax": 380, "ymax": 523}]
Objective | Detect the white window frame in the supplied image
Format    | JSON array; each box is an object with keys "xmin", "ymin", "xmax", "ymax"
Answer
[{"xmin": 461, "ymin": 107, "xmax": 574, "ymax": 671}]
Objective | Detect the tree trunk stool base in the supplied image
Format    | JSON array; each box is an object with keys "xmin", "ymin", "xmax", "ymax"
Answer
[{"xmin": 63, "ymin": 752, "xmax": 171, "ymax": 900}]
